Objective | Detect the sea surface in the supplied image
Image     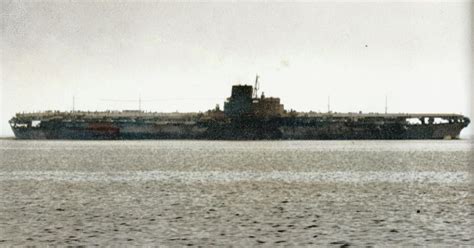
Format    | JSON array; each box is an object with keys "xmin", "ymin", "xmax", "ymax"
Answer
[{"xmin": 0, "ymin": 139, "xmax": 472, "ymax": 246}]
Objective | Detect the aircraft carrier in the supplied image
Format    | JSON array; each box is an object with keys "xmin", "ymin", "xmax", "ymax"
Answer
[{"xmin": 9, "ymin": 79, "xmax": 470, "ymax": 140}]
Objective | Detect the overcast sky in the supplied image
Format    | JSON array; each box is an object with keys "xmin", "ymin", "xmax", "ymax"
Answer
[{"xmin": 1, "ymin": 1, "xmax": 472, "ymax": 137}]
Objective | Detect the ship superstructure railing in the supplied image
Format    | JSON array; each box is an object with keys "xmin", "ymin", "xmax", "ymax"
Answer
[
  {"xmin": 15, "ymin": 111, "xmax": 202, "ymax": 120},
  {"xmin": 292, "ymin": 112, "xmax": 468, "ymax": 125}
]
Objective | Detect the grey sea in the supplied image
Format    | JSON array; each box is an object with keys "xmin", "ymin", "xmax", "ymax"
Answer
[{"xmin": 0, "ymin": 140, "xmax": 472, "ymax": 246}]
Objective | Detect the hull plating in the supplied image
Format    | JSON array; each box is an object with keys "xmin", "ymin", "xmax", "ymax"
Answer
[{"xmin": 11, "ymin": 122, "xmax": 466, "ymax": 140}]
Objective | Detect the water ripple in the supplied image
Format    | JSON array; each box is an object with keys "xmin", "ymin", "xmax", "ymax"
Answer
[{"xmin": 0, "ymin": 170, "xmax": 468, "ymax": 183}]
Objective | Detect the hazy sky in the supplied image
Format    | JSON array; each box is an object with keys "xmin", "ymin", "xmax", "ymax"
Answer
[{"xmin": 1, "ymin": 1, "xmax": 472, "ymax": 136}]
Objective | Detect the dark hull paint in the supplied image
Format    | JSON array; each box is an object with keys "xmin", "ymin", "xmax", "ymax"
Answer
[{"xmin": 11, "ymin": 121, "xmax": 467, "ymax": 140}]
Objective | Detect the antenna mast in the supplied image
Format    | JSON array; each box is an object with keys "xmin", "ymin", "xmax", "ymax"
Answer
[
  {"xmin": 385, "ymin": 95, "xmax": 388, "ymax": 114},
  {"xmin": 72, "ymin": 96, "xmax": 75, "ymax": 113},
  {"xmin": 254, "ymin": 75, "xmax": 260, "ymax": 98},
  {"xmin": 328, "ymin": 96, "xmax": 331, "ymax": 113},
  {"xmin": 139, "ymin": 94, "xmax": 142, "ymax": 111}
]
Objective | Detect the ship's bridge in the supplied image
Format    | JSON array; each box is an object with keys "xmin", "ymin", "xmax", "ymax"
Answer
[{"xmin": 224, "ymin": 85, "xmax": 285, "ymax": 118}]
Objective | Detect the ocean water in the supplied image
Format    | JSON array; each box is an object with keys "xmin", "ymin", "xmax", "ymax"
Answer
[{"xmin": 0, "ymin": 140, "xmax": 472, "ymax": 246}]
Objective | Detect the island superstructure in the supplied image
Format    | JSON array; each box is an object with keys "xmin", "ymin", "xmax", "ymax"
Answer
[{"xmin": 9, "ymin": 79, "xmax": 470, "ymax": 140}]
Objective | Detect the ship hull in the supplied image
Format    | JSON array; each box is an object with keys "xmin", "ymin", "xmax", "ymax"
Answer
[
  {"xmin": 10, "ymin": 121, "xmax": 467, "ymax": 140},
  {"xmin": 8, "ymin": 84, "xmax": 470, "ymax": 140}
]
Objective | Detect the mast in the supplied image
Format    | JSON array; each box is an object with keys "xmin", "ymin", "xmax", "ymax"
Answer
[
  {"xmin": 139, "ymin": 94, "xmax": 142, "ymax": 111},
  {"xmin": 385, "ymin": 95, "xmax": 388, "ymax": 114},
  {"xmin": 254, "ymin": 75, "xmax": 260, "ymax": 98},
  {"xmin": 327, "ymin": 96, "xmax": 331, "ymax": 113}
]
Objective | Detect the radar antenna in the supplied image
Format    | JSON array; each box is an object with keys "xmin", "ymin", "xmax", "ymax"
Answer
[{"xmin": 254, "ymin": 75, "xmax": 260, "ymax": 98}]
